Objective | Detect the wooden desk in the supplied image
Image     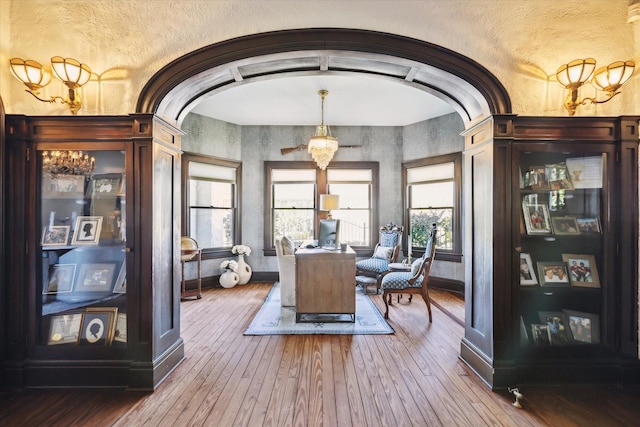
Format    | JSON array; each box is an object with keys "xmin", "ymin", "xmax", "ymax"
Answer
[{"xmin": 295, "ymin": 246, "xmax": 356, "ymax": 322}]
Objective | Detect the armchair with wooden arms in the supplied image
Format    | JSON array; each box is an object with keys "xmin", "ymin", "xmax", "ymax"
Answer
[
  {"xmin": 380, "ymin": 223, "xmax": 437, "ymax": 321},
  {"xmin": 355, "ymin": 223, "xmax": 403, "ymax": 294}
]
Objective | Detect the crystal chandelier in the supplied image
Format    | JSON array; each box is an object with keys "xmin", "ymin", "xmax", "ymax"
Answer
[
  {"xmin": 308, "ymin": 90, "xmax": 338, "ymax": 170},
  {"xmin": 42, "ymin": 150, "xmax": 95, "ymax": 176}
]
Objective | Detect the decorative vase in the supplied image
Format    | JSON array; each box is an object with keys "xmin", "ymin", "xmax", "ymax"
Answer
[
  {"xmin": 236, "ymin": 254, "xmax": 252, "ymax": 285},
  {"xmin": 219, "ymin": 270, "xmax": 239, "ymax": 288}
]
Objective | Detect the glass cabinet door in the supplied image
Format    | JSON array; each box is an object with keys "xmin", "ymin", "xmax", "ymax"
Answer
[
  {"xmin": 515, "ymin": 144, "xmax": 613, "ymax": 353},
  {"xmin": 38, "ymin": 148, "xmax": 127, "ymax": 348}
]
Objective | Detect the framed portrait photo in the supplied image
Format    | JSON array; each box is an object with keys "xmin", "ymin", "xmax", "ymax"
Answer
[
  {"xmin": 43, "ymin": 263, "xmax": 76, "ymax": 294},
  {"xmin": 519, "ymin": 253, "xmax": 538, "ymax": 286},
  {"xmin": 523, "ymin": 202, "xmax": 552, "ymax": 234},
  {"xmin": 71, "ymin": 216, "xmax": 102, "ymax": 245},
  {"xmin": 530, "ymin": 324, "xmax": 550, "ymax": 346},
  {"xmin": 114, "ymin": 313, "xmax": 127, "ymax": 343},
  {"xmin": 87, "ymin": 173, "xmax": 122, "ymax": 198},
  {"xmin": 551, "ymin": 216, "xmax": 580, "ymax": 235},
  {"xmin": 576, "ymin": 217, "xmax": 601, "ymax": 234},
  {"xmin": 562, "ymin": 254, "xmax": 600, "ymax": 288},
  {"xmin": 563, "ymin": 309, "xmax": 600, "ymax": 344},
  {"xmin": 75, "ymin": 263, "xmax": 116, "ymax": 293},
  {"xmin": 48, "ymin": 312, "xmax": 83, "ymax": 345},
  {"xmin": 538, "ymin": 311, "xmax": 572, "ymax": 345},
  {"xmin": 113, "ymin": 262, "xmax": 127, "ymax": 294},
  {"xmin": 79, "ymin": 307, "xmax": 118, "ymax": 345},
  {"xmin": 41, "ymin": 225, "xmax": 70, "ymax": 246},
  {"xmin": 537, "ymin": 262, "xmax": 571, "ymax": 287}
]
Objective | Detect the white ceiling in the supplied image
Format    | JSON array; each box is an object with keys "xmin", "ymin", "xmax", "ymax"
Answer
[{"xmin": 190, "ymin": 74, "xmax": 456, "ymax": 127}]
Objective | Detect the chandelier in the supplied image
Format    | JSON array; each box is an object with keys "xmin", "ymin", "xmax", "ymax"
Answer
[
  {"xmin": 308, "ymin": 89, "xmax": 338, "ymax": 170},
  {"xmin": 42, "ymin": 150, "xmax": 95, "ymax": 176}
]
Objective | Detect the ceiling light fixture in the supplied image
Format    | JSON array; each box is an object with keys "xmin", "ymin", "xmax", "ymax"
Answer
[
  {"xmin": 308, "ymin": 89, "xmax": 339, "ymax": 170},
  {"xmin": 9, "ymin": 57, "xmax": 92, "ymax": 114},
  {"xmin": 556, "ymin": 58, "xmax": 635, "ymax": 116},
  {"xmin": 42, "ymin": 150, "xmax": 95, "ymax": 177}
]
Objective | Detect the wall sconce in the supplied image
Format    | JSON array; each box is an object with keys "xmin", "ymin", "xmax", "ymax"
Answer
[
  {"xmin": 319, "ymin": 194, "xmax": 340, "ymax": 219},
  {"xmin": 9, "ymin": 57, "xmax": 92, "ymax": 114},
  {"xmin": 556, "ymin": 58, "xmax": 635, "ymax": 116}
]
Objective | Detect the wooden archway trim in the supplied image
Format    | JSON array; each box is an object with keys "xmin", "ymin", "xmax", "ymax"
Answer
[{"xmin": 136, "ymin": 28, "xmax": 512, "ymax": 120}]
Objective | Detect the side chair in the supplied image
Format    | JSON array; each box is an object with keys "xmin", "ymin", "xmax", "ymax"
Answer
[
  {"xmin": 355, "ymin": 222, "xmax": 403, "ymax": 294},
  {"xmin": 380, "ymin": 224, "xmax": 437, "ymax": 321}
]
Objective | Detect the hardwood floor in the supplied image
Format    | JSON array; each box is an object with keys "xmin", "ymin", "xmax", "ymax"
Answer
[{"xmin": 1, "ymin": 283, "xmax": 639, "ymax": 426}]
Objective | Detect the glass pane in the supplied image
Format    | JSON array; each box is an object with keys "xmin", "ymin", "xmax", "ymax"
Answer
[
  {"xmin": 190, "ymin": 208, "xmax": 233, "ymax": 248},
  {"xmin": 190, "ymin": 179, "xmax": 233, "ymax": 208},
  {"xmin": 274, "ymin": 209, "xmax": 314, "ymax": 245},
  {"xmin": 410, "ymin": 208, "xmax": 453, "ymax": 250},
  {"xmin": 407, "ymin": 162, "xmax": 454, "ymax": 183},
  {"xmin": 274, "ymin": 183, "xmax": 315, "ymax": 208},
  {"xmin": 272, "ymin": 169, "xmax": 316, "ymax": 182},
  {"xmin": 328, "ymin": 169, "xmax": 372, "ymax": 182},
  {"xmin": 410, "ymin": 182, "xmax": 453, "ymax": 208},
  {"xmin": 189, "ymin": 161, "xmax": 235, "ymax": 181},
  {"xmin": 331, "ymin": 209, "xmax": 370, "ymax": 246},
  {"xmin": 329, "ymin": 183, "xmax": 370, "ymax": 209}
]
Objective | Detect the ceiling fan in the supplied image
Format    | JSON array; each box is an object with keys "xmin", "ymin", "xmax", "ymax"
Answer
[{"xmin": 280, "ymin": 144, "xmax": 361, "ymax": 155}]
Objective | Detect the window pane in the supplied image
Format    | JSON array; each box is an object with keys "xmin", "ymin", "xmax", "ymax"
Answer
[
  {"xmin": 332, "ymin": 209, "xmax": 370, "ymax": 246},
  {"xmin": 329, "ymin": 183, "xmax": 370, "ymax": 209},
  {"xmin": 190, "ymin": 180, "xmax": 233, "ymax": 207},
  {"xmin": 410, "ymin": 208, "xmax": 453, "ymax": 250},
  {"xmin": 410, "ymin": 182, "xmax": 453, "ymax": 208},
  {"xmin": 274, "ymin": 209, "xmax": 314, "ymax": 245},
  {"xmin": 274, "ymin": 183, "xmax": 315, "ymax": 208},
  {"xmin": 190, "ymin": 207, "xmax": 233, "ymax": 248},
  {"xmin": 407, "ymin": 162, "xmax": 454, "ymax": 183}
]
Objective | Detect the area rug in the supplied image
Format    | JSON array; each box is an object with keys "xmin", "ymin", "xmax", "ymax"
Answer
[{"xmin": 244, "ymin": 282, "xmax": 394, "ymax": 335}]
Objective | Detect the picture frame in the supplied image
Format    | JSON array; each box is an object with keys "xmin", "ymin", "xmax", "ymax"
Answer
[
  {"xmin": 113, "ymin": 262, "xmax": 127, "ymax": 294},
  {"xmin": 41, "ymin": 225, "xmax": 70, "ymax": 246},
  {"xmin": 530, "ymin": 324, "xmax": 550, "ymax": 346},
  {"xmin": 537, "ymin": 262, "xmax": 571, "ymax": 287},
  {"xmin": 71, "ymin": 216, "xmax": 103, "ymax": 245},
  {"xmin": 41, "ymin": 174, "xmax": 85, "ymax": 199},
  {"xmin": 538, "ymin": 311, "xmax": 573, "ymax": 345},
  {"xmin": 563, "ymin": 309, "xmax": 600, "ymax": 344},
  {"xmin": 522, "ymin": 202, "xmax": 552, "ymax": 234},
  {"xmin": 565, "ymin": 156, "xmax": 604, "ymax": 189},
  {"xmin": 551, "ymin": 216, "xmax": 580, "ymax": 235},
  {"xmin": 75, "ymin": 263, "xmax": 116, "ymax": 293},
  {"xmin": 113, "ymin": 313, "xmax": 127, "ymax": 343},
  {"xmin": 525, "ymin": 165, "xmax": 547, "ymax": 190},
  {"xmin": 43, "ymin": 264, "xmax": 76, "ymax": 294},
  {"xmin": 562, "ymin": 254, "xmax": 600, "ymax": 288},
  {"xmin": 519, "ymin": 253, "xmax": 538, "ymax": 286},
  {"xmin": 546, "ymin": 163, "xmax": 574, "ymax": 191},
  {"xmin": 548, "ymin": 190, "xmax": 566, "ymax": 212},
  {"xmin": 48, "ymin": 312, "xmax": 83, "ymax": 345},
  {"xmin": 87, "ymin": 173, "xmax": 122, "ymax": 198},
  {"xmin": 576, "ymin": 217, "xmax": 601, "ymax": 234},
  {"xmin": 79, "ymin": 307, "xmax": 118, "ymax": 345}
]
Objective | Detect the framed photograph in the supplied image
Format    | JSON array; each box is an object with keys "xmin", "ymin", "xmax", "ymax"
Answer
[
  {"xmin": 576, "ymin": 217, "xmax": 601, "ymax": 234},
  {"xmin": 113, "ymin": 262, "xmax": 127, "ymax": 294},
  {"xmin": 538, "ymin": 311, "xmax": 572, "ymax": 345},
  {"xmin": 523, "ymin": 202, "xmax": 552, "ymax": 234},
  {"xmin": 519, "ymin": 253, "xmax": 538, "ymax": 286},
  {"xmin": 43, "ymin": 264, "xmax": 76, "ymax": 294},
  {"xmin": 525, "ymin": 166, "xmax": 547, "ymax": 190},
  {"xmin": 546, "ymin": 163, "xmax": 574, "ymax": 190},
  {"xmin": 537, "ymin": 262, "xmax": 571, "ymax": 287},
  {"xmin": 565, "ymin": 156, "xmax": 603, "ymax": 189},
  {"xmin": 41, "ymin": 225, "xmax": 70, "ymax": 246},
  {"xmin": 48, "ymin": 312, "xmax": 83, "ymax": 345},
  {"xmin": 563, "ymin": 309, "xmax": 600, "ymax": 344},
  {"xmin": 87, "ymin": 173, "xmax": 122, "ymax": 198},
  {"xmin": 79, "ymin": 307, "xmax": 118, "ymax": 345},
  {"xmin": 562, "ymin": 254, "xmax": 600, "ymax": 288},
  {"xmin": 42, "ymin": 174, "xmax": 85, "ymax": 198},
  {"xmin": 75, "ymin": 263, "xmax": 116, "ymax": 293},
  {"xmin": 551, "ymin": 216, "xmax": 580, "ymax": 235},
  {"xmin": 113, "ymin": 313, "xmax": 127, "ymax": 343},
  {"xmin": 548, "ymin": 190, "xmax": 566, "ymax": 212},
  {"xmin": 71, "ymin": 216, "xmax": 102, "ymax": 245},
  {"xmin": 530, "ymin": 324, "xmax": 550, "ymax": 346}
]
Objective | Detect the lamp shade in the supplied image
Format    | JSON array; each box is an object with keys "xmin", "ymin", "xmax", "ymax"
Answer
[
  {"xmin": 592, "ymin": 60, "xmax": 635, "ymax": 93},
  {"xmin": 9, "ymin": 58, "xmax": 52, "ymax": 91},
  {"xmin": 320, "ymin": 194, "xmax": 340, "ymax": 211},
  {"xmin": 51, "ymin": 56, "xmax": 91, "ymax": 88},
  {"xmin": 556, "ymin": 58, "xmax": 596, "ymax": 89}
]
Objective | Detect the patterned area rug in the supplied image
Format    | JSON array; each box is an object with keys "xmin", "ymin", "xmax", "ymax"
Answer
[{"xmin": 244, "ymin": 282, "xmax": 394, "ymax": 335}]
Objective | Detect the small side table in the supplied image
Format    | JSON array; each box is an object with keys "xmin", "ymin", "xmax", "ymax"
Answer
[
  {"xmin": 356, "ymin": 275, "xmax": 379, "ymax": 294},
  {"xmin": 181, "ymin": 248, "xmax": 202, "ymax": 300},
  {"xmin": 389, "ymin": 262, "xmax": 411, "ymax": 272}
]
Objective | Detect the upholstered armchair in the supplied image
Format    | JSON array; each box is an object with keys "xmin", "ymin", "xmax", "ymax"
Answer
[
  {"xmin": 275, "ymin": 236, "xmax": 297, "ymax": 306},
  {"xmin": 355, "ymin": 223, "xmax": 403, "ymax": 294},
  {"xmin": 380, "ymin": 223, "xmax": 437, "ymax": 321}
]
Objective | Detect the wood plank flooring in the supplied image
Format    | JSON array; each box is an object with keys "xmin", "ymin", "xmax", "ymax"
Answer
[{"xmin": 1, "ymin": 283, "xmax": 639, "ymax": 426}]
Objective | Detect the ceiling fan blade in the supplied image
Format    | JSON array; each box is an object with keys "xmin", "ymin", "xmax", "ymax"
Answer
[{"xmin": 280, "ymin": 144, "xmax": 362, "ymax": 155}]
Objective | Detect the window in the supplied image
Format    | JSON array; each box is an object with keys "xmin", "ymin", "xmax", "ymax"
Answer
[
  {"xmin": 404, "ymin": 153, "xmax": 462, "ymax": 262},
  {"xmin": 264, "ymin": 161, "xmax": 378, "ymax": 255},
  {"xmin": 182, "ymin": 153, "xmax": 241, "ymax": 257}
]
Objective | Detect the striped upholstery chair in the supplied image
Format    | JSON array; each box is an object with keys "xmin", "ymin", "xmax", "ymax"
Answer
[
  {"xmin": 355, "ymin": 223, "xmax": 403, "ymax": 294},
  {"xmin": 380, "ymin": 224, "xmax": 437, "ymax": 321}
]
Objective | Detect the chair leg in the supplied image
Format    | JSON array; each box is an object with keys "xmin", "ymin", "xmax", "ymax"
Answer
[
  {"xmin": 384, "ymin": 291, "xmax": 390, "ymax": 319},
  {"xmin": 421, "ymin": 288, "xmax": 433, "ymax": 323}
]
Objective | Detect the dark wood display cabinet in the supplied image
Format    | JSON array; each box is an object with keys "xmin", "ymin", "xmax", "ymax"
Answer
[
  {"xmin": 460, "ymin": 115, "xmax": 639, "ymax": 389},
  {"xmin": 3, "ymin": 115, "xmax": 185, "ymax": 390}
]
